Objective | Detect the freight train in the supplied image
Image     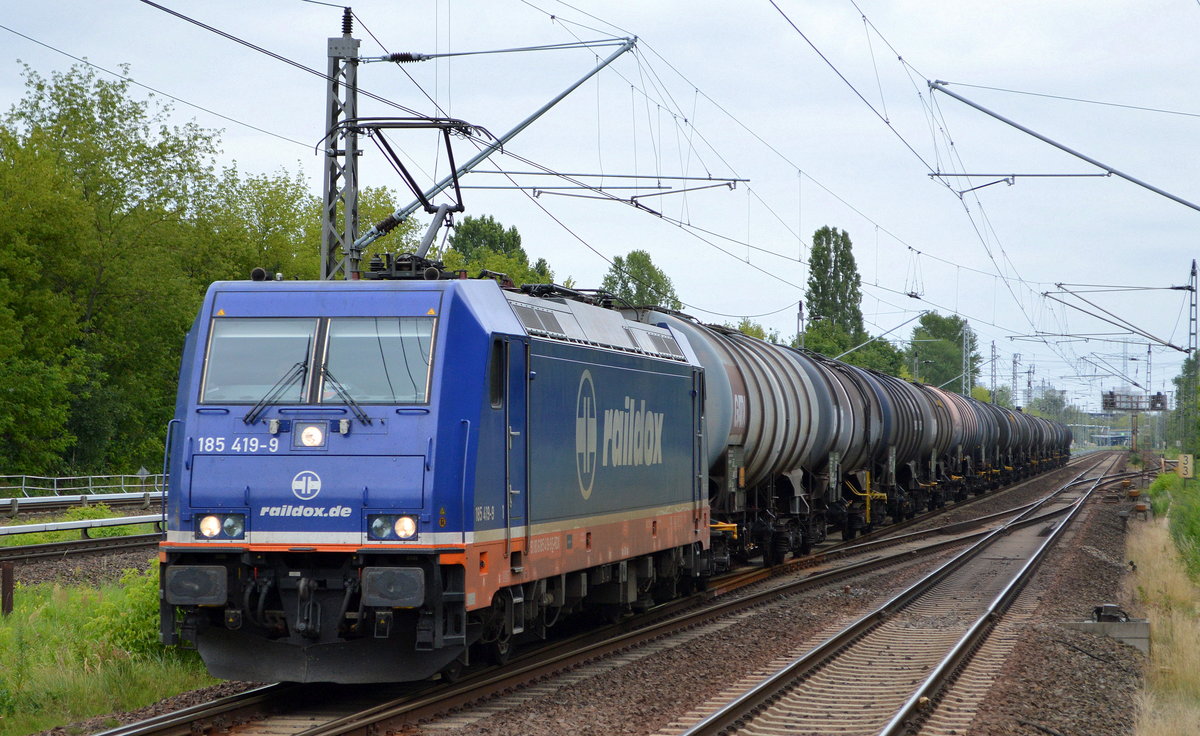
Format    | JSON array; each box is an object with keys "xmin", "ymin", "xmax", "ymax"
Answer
[{"xmin": 159, "ymin": 267, "xmax": 1070, "ymax": 683}]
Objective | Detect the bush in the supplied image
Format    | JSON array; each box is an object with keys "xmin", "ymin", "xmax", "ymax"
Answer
[
  {"xmin": 83, "ymin": 562, "xmax": 163, "ymax": 657},
  {"xmin": 0, "ymin": 562, "xmax": 215, "ymax": 736},
  {"xmin": 1169, "ymin": 485, "xmax": 1200, "ymax": 579}
]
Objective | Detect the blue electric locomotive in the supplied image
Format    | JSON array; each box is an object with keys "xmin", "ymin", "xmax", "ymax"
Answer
[
  {"xmin": 159, "ymin": 277, "xmax": 709, "ymax": 683},
  {"xmin": 160, "ymin": 268, "xmax": 1070, "ymax": 684}
]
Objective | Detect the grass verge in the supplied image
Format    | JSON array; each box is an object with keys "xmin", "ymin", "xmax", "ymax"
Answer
[
  {"xmin": 1129, "ymin": 476, "xmax": 1200, "ymax": 736},
  {"xmin": 0, "ymin": 560, "xmax": 217, "ymax": 736}
]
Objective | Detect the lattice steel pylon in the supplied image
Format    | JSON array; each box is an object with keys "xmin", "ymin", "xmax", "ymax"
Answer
[
  {"xmin": 1188, "ymin": 259, "xmax": 1198, "ymax": 450},
  {"xmin": 320, "ymin": 8, "xmax": 361, "ymax": 281},
  {"xmin": 990, "ymin": 341, "xmax": 998, "ymax": 401},
  {"xmin": 1012, "ymin": 353, "xmax": 1020, "ymax": 407}
]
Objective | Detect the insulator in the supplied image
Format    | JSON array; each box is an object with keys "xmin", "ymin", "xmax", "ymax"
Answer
[
  {"xmin": 375, "ymin": 214, "xmax": 402, "ymax": 234},
  {"xmin": 342, "ymin": 7, "xmax": 353, "ymax": 36}
]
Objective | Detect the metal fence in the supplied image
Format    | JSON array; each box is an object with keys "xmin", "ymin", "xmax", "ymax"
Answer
[{"xmin": 0, "ymin": 474, "xmax": 166, "ymax": 499}]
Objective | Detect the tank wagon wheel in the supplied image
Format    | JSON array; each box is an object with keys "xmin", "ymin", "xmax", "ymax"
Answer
[{"xmin": 769, "ymin": 531, "xmax": 792, "ymax": 566}]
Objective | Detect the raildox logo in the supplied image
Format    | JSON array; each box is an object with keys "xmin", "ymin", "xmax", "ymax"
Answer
[
  {"xmin": 575, "ymin": 370, "xmax": 666, "ymax": 501},
  {"xmin": 291, "ymin": 470, "xmax": 322, "ymax": 500},
  {"xmin": 575, "ymin": 370, "xmax": 598, "ymax": 500}
]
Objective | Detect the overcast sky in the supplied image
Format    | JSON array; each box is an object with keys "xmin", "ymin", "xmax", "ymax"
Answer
[{"xmin": 4, "ymin": 0, "xmax": 1198, "ymax": 411}]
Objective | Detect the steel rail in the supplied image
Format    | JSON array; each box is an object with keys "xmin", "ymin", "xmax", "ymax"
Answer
[
  {"xmin": 0, "ymin": 533, "xmax": 162, "ymax": 562},
  {"xmin": 879, "ymin": 460, "xmax": 1116, "ymax": 735},
  {"xmin": 674, "ymin": 457, "xmax": 1112, "ymax": 736},
  {"xmin": 287, "ymin": 461, "xmax": 1114, "ymax": 736},
  {"xmin": 90, "ymin": 684, "xmax": 301, "ymax": 736},
  {"xmin": 103, "ymin": 457, "xmax": 1116, "ymax": 736}
]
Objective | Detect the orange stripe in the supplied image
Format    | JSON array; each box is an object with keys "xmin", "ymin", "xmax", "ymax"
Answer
[{"xmin": 160, "ymin": 541, "xmax": 466, "ymax": 553}]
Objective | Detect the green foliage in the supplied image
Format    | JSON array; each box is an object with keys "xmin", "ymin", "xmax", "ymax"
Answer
[
  {"xmin": 731, "ymin": 318, "xmax": 780, "ymax": 343},
  {"xmin": 1148, "ymin": 472, "xmax": 1181, "ymax": 519},
  {"xmin": 1147, "ymin": 472, "xmax": 1200, "ymax": 576},
  {"xmin": 1168, "ymin": 354, "xmax": 1198, "ymax": 454},
  {"xmin": 805, "ymin": 226, "xmax": 863, "ymax": 334},
  {"xmin": 0, "ymin": 563, "xmax": 215, "ymax": 735},
  {"xmin": 903, "ymin": 311, "xmax": 979, "ymax": 393},
  {"xmin": 447, "ymin": 214, "xmax": 525, "ymax": 262},
  {"xmin": 1167, "ymin": 478, "xmax": 1200, "ymax": 578},
  {"xmin": 0, "ymin": 62, "xmax": 431, "ymax": 475},
  {"xmin": 793, "ymin": 320, "xmax": 903, "ymax": 375},
  {"xmin": 442, "ymin": 246, "xmax": 552, "ymax": 287},
  {"xmin": 440, "ymin": 214, "xmax": 551, "ymax": 286},
  {"xmin": 601, "ymin": 249, "xmax": 682, "ymax": 309},
  {"xmin": 0, "ymin": 503, "xmax": 156, "ymax": 547},
  {"xmin": 83, "ymin": 563, "xmax": 162, "ymax": 658},
  {"xmin": 991, "ymin": 384, "xmax": 1015, "ymax": 409}
]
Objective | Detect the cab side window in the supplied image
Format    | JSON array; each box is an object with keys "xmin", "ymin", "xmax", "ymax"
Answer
[{"xmin": 489, "ymin": 338, "xmax": 505, "ymax": 409}]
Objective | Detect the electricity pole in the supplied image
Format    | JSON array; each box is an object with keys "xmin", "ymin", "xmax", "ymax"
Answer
[
  {"xmin": 1012, "ymin": 354, "xmax": 1020, "ymax": 407},
  {"xmin": 321, "ymin": 8, "xmax": 360, "ymax": 281},
  {"xmin": 990, "ymin": 341, "xmax": 998, "ymax": 402}
]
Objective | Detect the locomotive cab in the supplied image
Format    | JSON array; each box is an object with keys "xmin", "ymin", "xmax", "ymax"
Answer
[{"xmin": 160, "ymin": 279, "xmax": 501, "ymax": 682}]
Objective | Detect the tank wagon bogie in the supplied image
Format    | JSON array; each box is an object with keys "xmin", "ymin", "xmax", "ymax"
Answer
[{"xmin": 159, "ymin": 275, "xmax": 1070, "ymax": 684}]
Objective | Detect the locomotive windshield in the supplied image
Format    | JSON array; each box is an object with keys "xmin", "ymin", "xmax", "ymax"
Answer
[
  {"xmin": 321, "ymin": 317, "xmax": 435, "ymax": 404},
  {"xmin": 201, "ymin": 318, "xmax": 315, "ymax": 403}
]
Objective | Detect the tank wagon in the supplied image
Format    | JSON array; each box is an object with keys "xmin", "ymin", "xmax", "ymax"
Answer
[{"xmin": 159, "ymin": 273, "xmax": 1069, "ymax": 683}]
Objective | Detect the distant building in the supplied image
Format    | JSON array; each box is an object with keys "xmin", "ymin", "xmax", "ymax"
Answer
[{"xmin": 1091, "ymin": 432, "xmax": 1132, "ymax": 447}]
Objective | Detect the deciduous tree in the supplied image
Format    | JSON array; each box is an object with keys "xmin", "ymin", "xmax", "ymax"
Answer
[
  {"xmin": 805, "ymin": 226, "xmax": 863, "ymax": 334},
  {"xmin": 601, "ymin": 250, "xmax": 681, "ymax": 309},
  {"xmin": 903, "ymin": 312, "xmax": 980, "ymax": 392}
]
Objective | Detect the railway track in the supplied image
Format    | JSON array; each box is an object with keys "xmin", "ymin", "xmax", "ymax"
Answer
[
  {"xmin": 660, "ymin": 454, "xmax": 1120, "ymax": 736},
  {"xmin": 85, "ymin": 454, "xmax": 1127, "ymax": 736},
  {"xmin": 104, "ymin": 458, "xmax": 1122, "ymax": 736},
  {"xmin": 0, "ymin": 532, "xmax": 162, "ymax": 562}
]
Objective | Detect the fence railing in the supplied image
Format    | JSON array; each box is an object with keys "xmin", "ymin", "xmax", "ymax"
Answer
[
  {"xmin": 0, "ymin": 474, "xmax": 166, "ymax": 499},
  {"xmin": 0, "ymin": 514, "xmax": 164, "ymax": 537}
]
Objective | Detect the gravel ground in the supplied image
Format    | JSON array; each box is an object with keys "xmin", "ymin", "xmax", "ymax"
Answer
[
  {"xmin": 27, "ymin": 456, "xmax": 1143, "ymax": 736},
  {"xmin": 35, "ymin": 681, "xmax": 264, "ymax": 736},
  {"xmin": 418, "ymin": 558, "xmax": 957, "ymax": 736},
  {"xmin": 966, "ymin": 461, "xmax": 1144, "ymax": 736},
  {"xmin": 12, "ymin": 547, "xmax": 159, "ymax": 587},
  {"xmin": 412, "ymin": 457, "xmax": 1145, "ymax": 736}
]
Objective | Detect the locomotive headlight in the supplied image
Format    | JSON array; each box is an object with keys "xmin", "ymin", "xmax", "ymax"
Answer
[
  {"xmin": 222, "ymin": 514, "xmax": 245, "ymax": 539},
  {"xmin": 394, "ymin": 515, "xmax": 417, "ymax": 539},
  {"xmin": 370, "ymin": 516, "xmax": 391, "ymax": 539},
  {"xmin": 296, "ymin": 422, "xmax": 326, "ymax": 448},
  {"xmin": 196, "ymin": 513, "xmax": 245, "ymax": 540},
  {"xmin": 368, "ymin": 514, "xmax": 419, "ymax": 541},
  {"xmin": 199, "ymin": 515, "xmax": 222, "ymax": 538}
]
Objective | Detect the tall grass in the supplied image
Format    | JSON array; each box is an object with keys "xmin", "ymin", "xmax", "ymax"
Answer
[
  {"xmin": 1145, "ymin": 473, "xmax": 1179, "ymax": 518},
  {"xmin": 0, "ymin": 561, "xmax": 217, "ymax": 736},
  {"xmin": 1129, "ymin": 489, "xmax": 1200, "ymax": 736},
  {"xmin": 1142, "ymin": 471, "xmax": 1200, "ymax": 576}
]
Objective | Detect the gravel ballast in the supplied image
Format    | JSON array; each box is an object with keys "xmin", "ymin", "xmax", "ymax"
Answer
[{"xmin": 23, "ymin": 459, "xmax": 1145, "ymax": 735}]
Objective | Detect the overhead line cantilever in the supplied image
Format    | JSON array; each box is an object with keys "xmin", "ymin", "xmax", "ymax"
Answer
[{"xmin": 930, "ymin": 80, "xmax": 1200, "ymax": 213}]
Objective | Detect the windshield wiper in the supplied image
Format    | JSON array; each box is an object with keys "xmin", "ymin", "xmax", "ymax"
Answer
[
  {"xmin": 243, "ymin": 362, "xmax": 307, "ymax": 425},
  {"xmin": 321, "ymin": 364, "xmax": 372, "ymax": 425}
]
